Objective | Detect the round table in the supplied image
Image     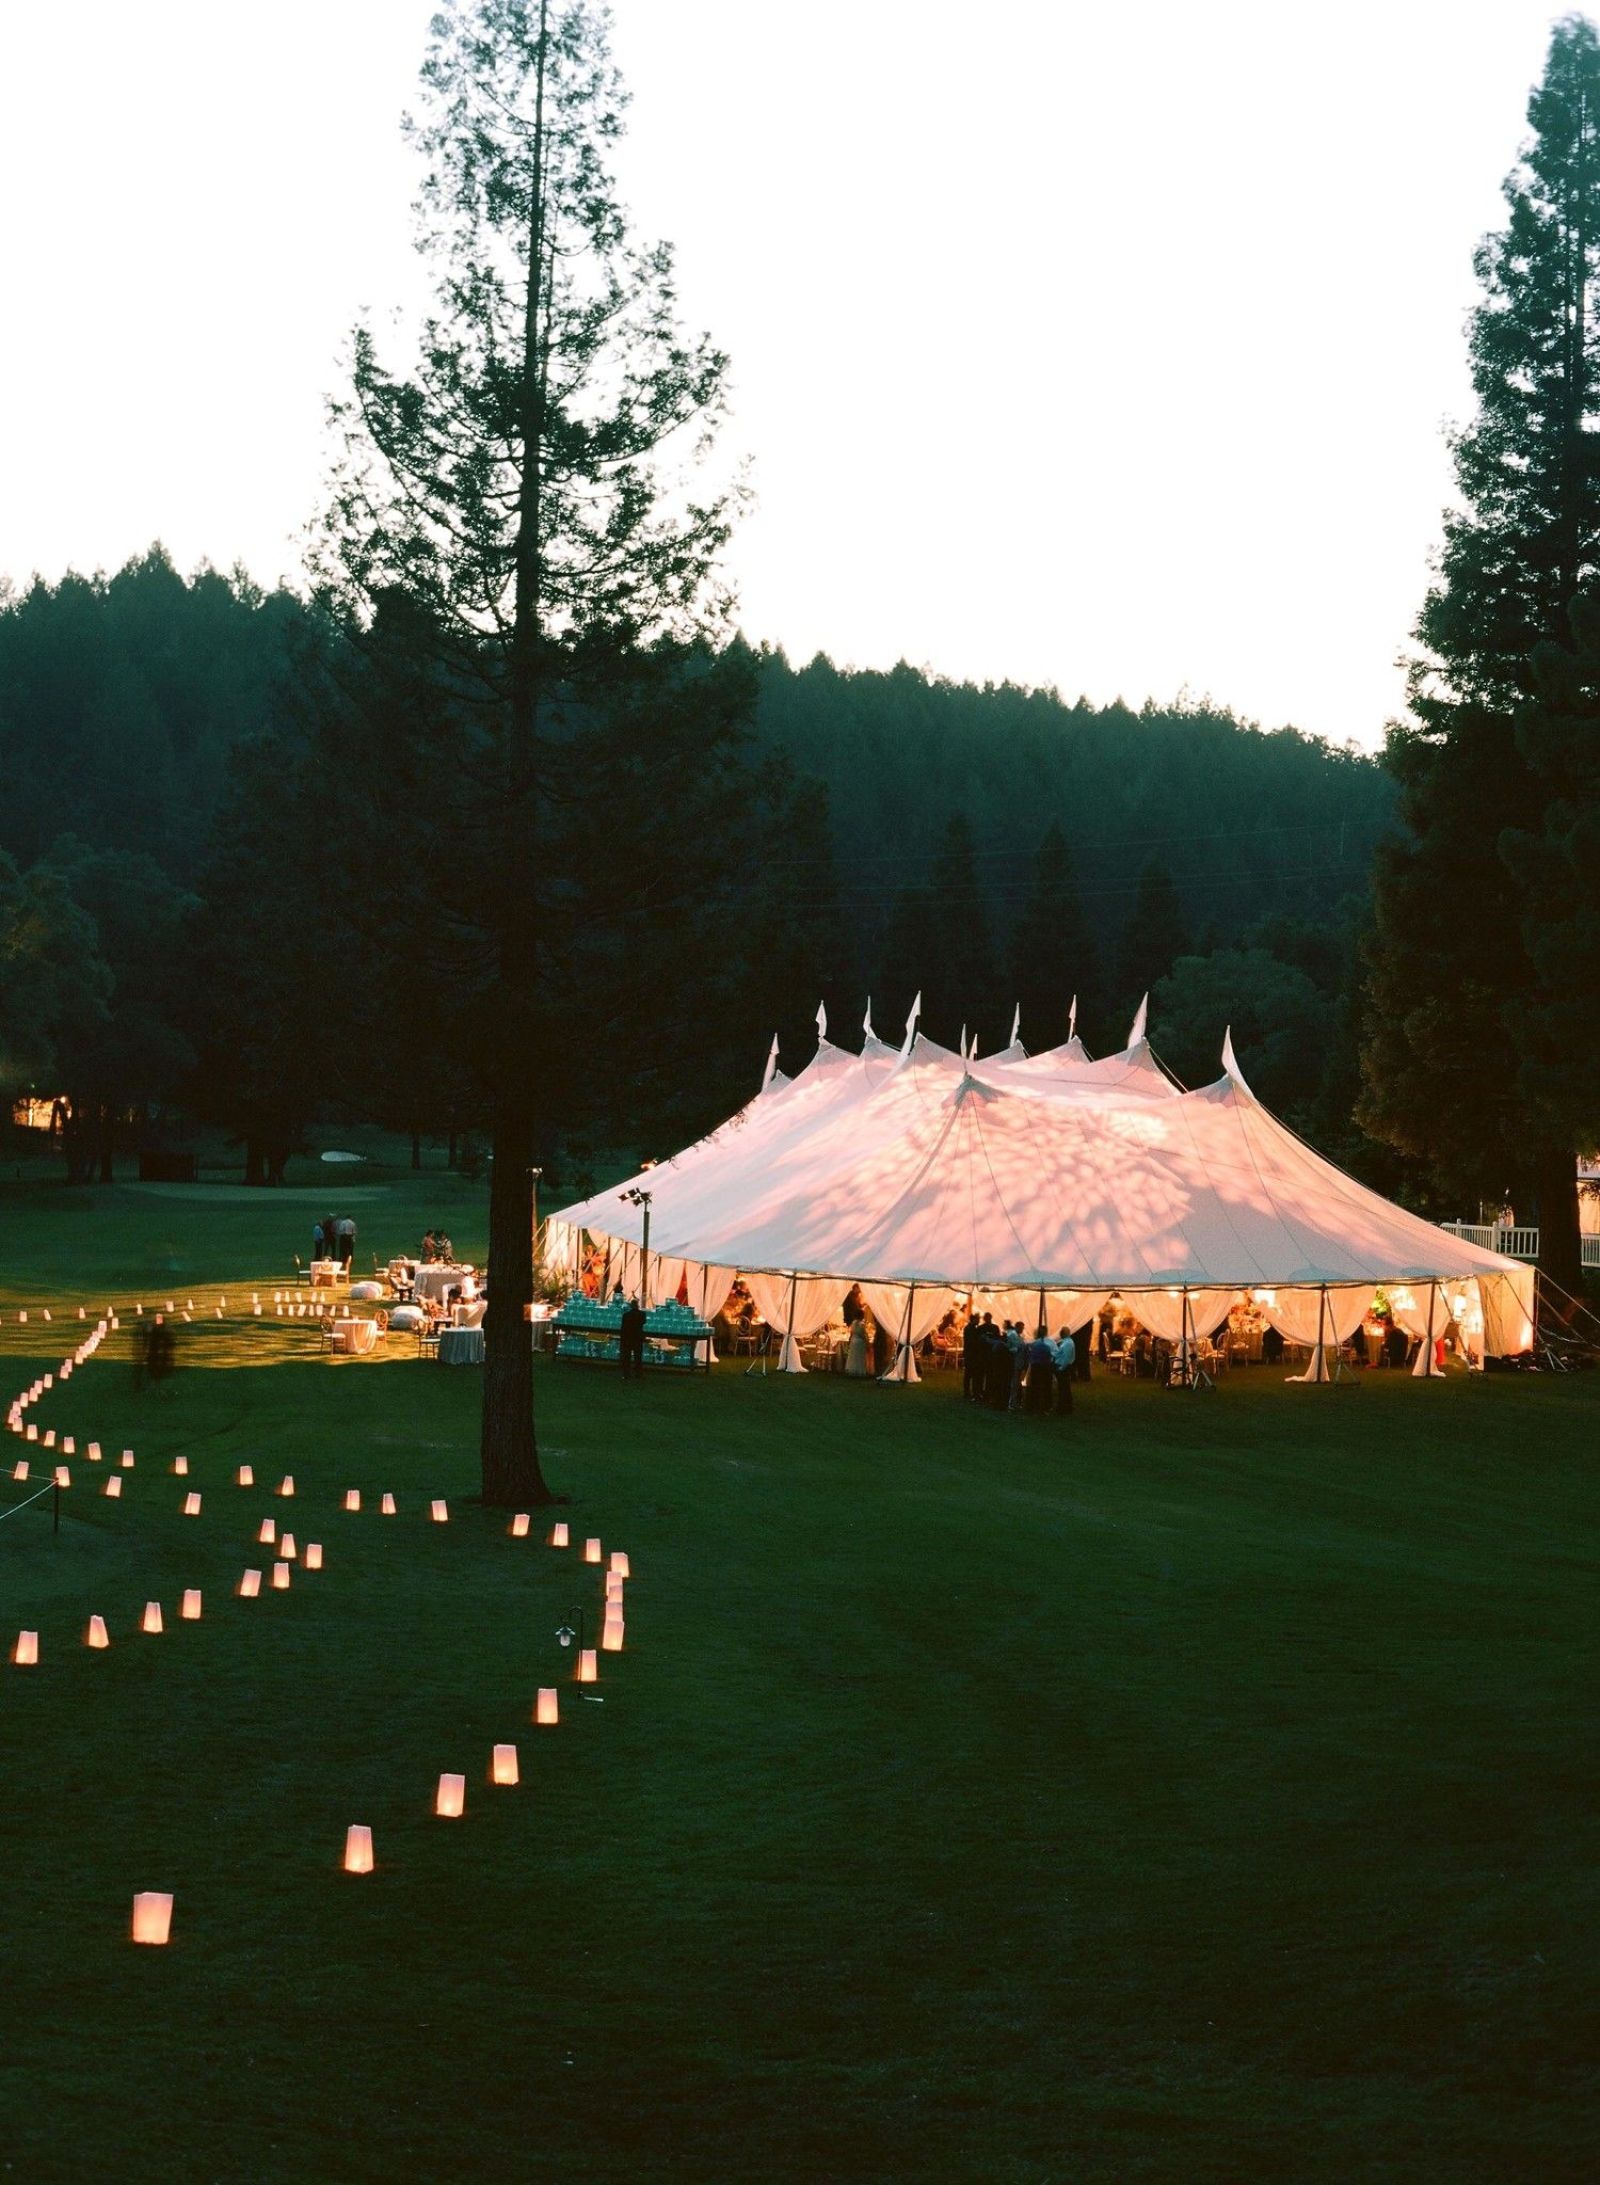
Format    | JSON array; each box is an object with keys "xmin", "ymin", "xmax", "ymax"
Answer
[{"xmin": 437, "ymin": 1325, "xmax": 485, "ymax": 1365}]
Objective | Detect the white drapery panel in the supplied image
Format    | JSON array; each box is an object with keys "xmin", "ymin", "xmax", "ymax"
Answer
[
  {"xmin": 859, "ymin": 1283, "xmax": 960, "ymax": 1383},
  {"xmin": 1256, "ymin": 1284, "xmax": 1370, "ymax": 1381},
  {"xmin": 742, "ymin": 1272, "xmax": 846, "ymax": 1372},
  {"xmin": 696, "ymin": 1265, "xmax": 736, "ymax": 1323},
  {"xmin": 540, "ymin": 1220, "xmax": 583, "ymax": 1282},
  {"xmin": 1478, "ymin": 1267, "xmax": 1535, "ymax": 1357},
  {"xmin": 1388, "ymin": 1282, "xmax": 1447, "ymax": 1377},
  {"xmin": 644, "ymin": 1256, "xmax": 694, "ymax": 1310},
  {"xmin": 1125, "ymin": 1288, "xmax": 1240, "ymax": 1346}
]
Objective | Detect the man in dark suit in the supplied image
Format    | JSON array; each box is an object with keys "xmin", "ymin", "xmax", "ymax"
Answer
[
  {"xmin": 961, "ymin": 1310, "xmax": 990, "ymax": 1401},
  {"xmin": 619, "ymin": 1296, "xmax": 647, "ymax": 1380}
]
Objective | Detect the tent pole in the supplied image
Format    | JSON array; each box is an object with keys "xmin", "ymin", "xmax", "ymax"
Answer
[
  {"xmin": 896, "ymin": 1282, "xmax": 916, "ymax": 1382},
  {"xmin": 1424, "ymin": 1278, "xmax": 1438, "ymax": 1378},
  {"xmin": 1317, "ymin": 1283, "xmax": 1328, "ymax": 1383},
  {"xmin": 1181, "ymin": 1286, "xmax": 1190, "ymax": 1388},
  {"xmin": 785, "ymin": 1270, "xmax": 798, "ymax": 1373}
]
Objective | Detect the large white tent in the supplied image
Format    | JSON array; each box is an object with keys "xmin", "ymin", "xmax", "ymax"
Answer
[{"xmin": 544, "ymin": 1002, "xmax": 1535, "ymax": 1380}]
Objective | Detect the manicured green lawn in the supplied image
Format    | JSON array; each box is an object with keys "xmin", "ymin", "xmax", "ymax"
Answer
[{"xmin": 1, "ymin": 1175, "xmax": 1596, "ymax": 2181}]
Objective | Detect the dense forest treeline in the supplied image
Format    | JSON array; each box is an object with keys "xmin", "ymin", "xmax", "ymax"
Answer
[{"xmin": 0, "ymin": 547, "xmax": 1408, "ymax": 1191}]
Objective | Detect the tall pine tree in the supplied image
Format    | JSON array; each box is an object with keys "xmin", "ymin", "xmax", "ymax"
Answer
[
  {"xmin": 1006, "ymin": 821, "xmax": 1096, "ymax": 1051},
  {"xmin": 1362, "ymin": 17, "xmax": 1600, "ymax": 1292},
  {"xmin": 1114, "ymin": 858, "xmax": 1188, "ymax": 1034}
]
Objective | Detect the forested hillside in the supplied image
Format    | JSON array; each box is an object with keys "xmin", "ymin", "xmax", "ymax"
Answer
[{"xmin": 0, "ymin": 551, "xmax": 1405, "ymax": 1186}]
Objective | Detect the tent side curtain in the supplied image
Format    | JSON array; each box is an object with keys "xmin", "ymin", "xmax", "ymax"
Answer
[
  {"xmin": 1478, "ymin": 1266, "xmax": 1535, "ymax": 1356},
  {"xmin": 1125, "ymin": 1289, "xmax": 1238, "ymax": 1346},
  {"xmin": 742, "ymin": 1272, "xmax": 845, "ymax": 1372},
  {"xmin": 860, "ymin": 1282, "xmax": 962, "ymax": 1383}
]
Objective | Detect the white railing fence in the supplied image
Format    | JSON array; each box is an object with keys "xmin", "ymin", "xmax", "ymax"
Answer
[{"xmin": 1439, "ymin": 1221, "xmax": 1600, "ymax": 1268}]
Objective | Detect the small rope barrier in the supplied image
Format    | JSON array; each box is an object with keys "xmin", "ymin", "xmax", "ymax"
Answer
[{"xmin": 0, "ymin": 1481, "xmax": 58, "ymax": 1524}]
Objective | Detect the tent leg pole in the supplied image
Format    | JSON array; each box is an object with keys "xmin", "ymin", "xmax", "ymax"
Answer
[{"xmin": 1317, "ymin": 1284, "xmax": 1328, "ymax": 1384}]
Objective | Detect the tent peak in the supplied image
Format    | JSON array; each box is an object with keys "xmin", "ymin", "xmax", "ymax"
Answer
[
  {"xmin": 761, "ymin": 1035, "xmax": 780, "ymax": 1092},
  {"xmin": 1128, "ymin": 993, "xmax": 1149, "ymax": 1046}
]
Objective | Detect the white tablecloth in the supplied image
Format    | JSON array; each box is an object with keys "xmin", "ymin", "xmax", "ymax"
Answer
[
  {"xmin": 438, "ymin": 1326, "xmax": 485, "ymax": 1365},
  {"xmin": 331, "ymin": 1318, "xmax": 379, "ymax": 1356},
  {"xmin": 310, "ymin": 1260, "xmax": 342, "ymax": 1288},
  {"xmin": 414, "ymin": 1265, "xmax": 476, "ymax": 1304}
]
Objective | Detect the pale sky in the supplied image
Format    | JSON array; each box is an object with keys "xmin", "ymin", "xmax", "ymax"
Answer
[{"xmin": 0, "ymin": 0, "xmax": 1572, "ymax": 747}]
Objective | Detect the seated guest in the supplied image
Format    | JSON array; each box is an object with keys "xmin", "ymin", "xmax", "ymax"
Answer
[
  {"xmin": 421, "ymin": 1229, "xmax": 439, "ymax": 1263},
  {"xmin": 1262, "ymin": 1323, "xmax": 1285, "ymax": 1366}
]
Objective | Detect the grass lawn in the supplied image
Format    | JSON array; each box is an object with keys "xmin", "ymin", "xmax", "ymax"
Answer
[{"xmin": 1, "ymin": 1173, "xmax": 1596, "ymax": 2182}]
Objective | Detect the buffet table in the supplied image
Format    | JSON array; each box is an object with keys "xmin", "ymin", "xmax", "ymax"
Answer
[{"xmin": 550, "ymin": 1297, "xmax": 714, "ymax": 1373}]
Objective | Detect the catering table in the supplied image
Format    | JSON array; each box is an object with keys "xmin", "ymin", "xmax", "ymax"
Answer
[
  {"xmin": 310, "ymin": 1260, "xmax": 343, "ymax": 1289},
  {"xmin": 551, "ymin": 1296, "xmax": 714, "ymax": 1373},
  {"xmin": 437, "ymin": 1325, "xmax": 486, "ymax": 1365},
  {"xmin": 414, "ymin": 1264, "xmax": 476, "ymax": 1305}
]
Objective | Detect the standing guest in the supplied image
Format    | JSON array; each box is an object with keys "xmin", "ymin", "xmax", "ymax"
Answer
[
  {"xmin": 983, "ymin": 1320, "xmax": 1010, "ymax": 1409},
  {"xmin": 1053, "ymin": 1327, "xmax": 1077, "ymax": 1413},
  {"xmin": 1023, "ymin": 1326, "xmax": 1056, "ymax": 1414},
  {"xmin": 421, "ymin": 1228, "xmax": 439, "ymax": 1263},
  {"xmin": 1005, "ymin": 1320, "xmax": 1025, "ymax": 1412},
  {"xmin": 436, "ymin": 1231, "xmax": 454, "ymax": 1263},
  {"xmin": 842, "ymin": 1285, "xmax": 865, "ymax": 1328},
  {"xmin": 337, "ymin": 1214, "xmax": 356, "ymax": 1269},
  {"xmin": 619, "ymin": 1294, "xmax": 647, "ymax": 1380},
  {"xmin": 1073, "ymin": 1319, "xmax": 1093, "ymax": 1382},
  {"xmin": 1263, "ymin": 1323, "xmax": 1286, "ymax": 1367},
  {"xmin": 323, "ymin": 1214, "xmax": 338, "ymax": 1265},
  {"xmin": 312, "ymin": 1220, "xmax": 326, "ymax": 1263},
  {"xmin": 961, "ymin": 1310, "xmax": 989, "ymax": 1402}
]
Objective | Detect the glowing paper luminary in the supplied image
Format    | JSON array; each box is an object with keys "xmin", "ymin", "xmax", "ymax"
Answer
[
  {"xmin": 343, "ymin": 1824, "xmax": 373, "ymax": 1874},
  {"xmin": 14, "ymin": 1631, "xmax": 39, "ymax": 1665},
  {"xmin": 510, "ymin": 1512, "xmax": 530, "ymax": 1537},
  {"xmin": 435, "ymin": 1773, "xmax": 466, "ymax": 1818},
  {"xmin": 491, "ymin": 1744, "xmax": 519, "ymax": 1786},
  {"xmin": 183, "ymin": 1493, "xmax": 201, "ymax": 1516},
  {"xmin": 609, "ymin": 1551, "xmax": 630, "ymax": 1578},
  {"xmin": 62, "ymin": 1436, "xmax": 75, "ymax": 1456},
  {"xmin": 237, "ymin": 1464, "xmax": 254, "ymax": 1487},
  {"xmin": 131, "ymin": 1892, "xmax": 173, "ymax": 1945},
  {"xmin": 305, "ymin": 1542, "xmax": 323, "ymax": 1570},
  {"xmin": 181, "ymin": 1590, "xmax": 202, "ymax": 1621},
  {"xmin": 239, "ymin": 1569, "xmax": 262, "ymax": 1598},
  {"xmin": 576, "ymin": 1648, "xmax": 598, "ymax": 1684},
  {"xmin": 343, "ymin": 1489, "xmax": 360, "ymax": 1513},
  {"xmin": 12, "ymin": 1461, "xmax": 27, "ymax": 1481},
  {"xmin": 583, "ymin": 1538, "xmax": 602, "ymax": 1565},
  {"xmin": 43, "ymin": 1430, "xmax": 56, "ymax": 1449},
  {"xmin": 279, "ymin": 1476, "xmax": 295, "ymax": 1498},
  {"xmin": 430, "ymin": 1500, "xmax": 448, "ymax": 1524},
  {"xmin": 535, "ymin": 1688, "xmax": 559, "ymax": 1726},
  {"xmin": 141, "ymin": 1602, "xmax": 163, "ymax": 1635},
  {"xmin": 605, "ymin": 1573, "xmax": 624, "ymax": 1600},
  {"xmin": 87, "ymin": 1442, "xmax": 101, "ymax": 1462},
  {"xmin": 121, "ymin": 1451, "xmax": 134, "ymax": 1468},
  {"xmin": 105, "ymin": 1477, "xmax": 122, "ymax": 1499},
  {"xmin": 54, "ymin": 1466, "xmax": 70, "ymax": 1488},
  {"xmin": 25, "ymin": 1425, "xmax": 36, "ymax": 1443},
  {"xmin": 271, "ymin": 1562, "xmax": 290, "ymax": 1590},
  {"xmin": 258, "ymin": 1517, "xmax": 277, "ymax": 1545},
  {"xmin": 87, "ymin": 1615, "xmax": 109, "ymax": 1649},
  {"xmin": 381, "ymin": 1493, "xmax": 396, "ymax": 1516},
  {"xmin": 601, "ymin": 1615, "xmax": 624, "ymax": 1653},
  {"xmin": 550, "ymin": 1522, "xmax": 569, "ymax": 1549},
  {"xmin": 280, "ymin": 1533, "xmax": 297, "ymax": 1560},
  {"xmin": 173, "ymin": 1455, "xmax": 188, "ymax": 1476}
]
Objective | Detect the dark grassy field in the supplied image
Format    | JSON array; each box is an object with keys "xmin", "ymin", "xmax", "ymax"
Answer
[{"xmin": 0, "ymin": 1174, "xmax": 1595, "ymax": 2182}]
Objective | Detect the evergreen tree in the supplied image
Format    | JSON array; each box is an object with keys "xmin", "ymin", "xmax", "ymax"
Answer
[
  {"xmin": 1362, "ymin": 18, "xmax": 1600, "ymax": 1292},
  {"xmin": 1006, "ymin": 821, "xmax": 1096, "ymax": 1052},
  {"xmin": 312, "ymin": 1, "xmax": 748, "ymax": 1502},
  {"xmin": 1114, "ymin": 858, "xmax": 1188, "ymax": 1031},
  {"xmin": 922, "ymin": 815, "xmax": 999, "ymax": 1049}
]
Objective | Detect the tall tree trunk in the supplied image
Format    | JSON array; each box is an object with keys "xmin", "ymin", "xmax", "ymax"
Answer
[
  {"xmin": 411, "ymin": 1125, "xmax": 422, "ymax": 1171},
  {"xmin": 479, "ymin": 1093, "xmax": 552, "ymax": 1505},
  {"xmin": 1533, "ymin": 1139, "xmax": 1583, "ymax": 1300}
]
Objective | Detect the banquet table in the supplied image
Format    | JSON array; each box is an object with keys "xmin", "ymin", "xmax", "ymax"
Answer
[
  {"xmin": 438, "ymin": 1325, "xmax": 486, "ymax": 1365},
  {"xmin": 309, "ymin": 1260, "xmax": 342, "ymax": 1288},
  {"xmin": 413, "ymin": 1264, "xmax": 476, "ymax": 1305}
]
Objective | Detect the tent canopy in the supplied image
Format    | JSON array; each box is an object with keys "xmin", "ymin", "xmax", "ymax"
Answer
[{"xmin": 549, "ymin": 1012, "xmax": 1529, "ymax": 1298}]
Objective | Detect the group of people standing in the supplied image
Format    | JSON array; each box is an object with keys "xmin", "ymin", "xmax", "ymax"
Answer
[
  {"xmin": 312, "ymin": 1213, "xmax": 357, "ymax": 1268},
  {"xmin": 961, "ymin": 1313, "xmax": 1086, "ymax": 1416}
]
